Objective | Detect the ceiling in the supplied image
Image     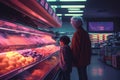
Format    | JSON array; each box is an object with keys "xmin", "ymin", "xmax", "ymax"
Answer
[
  {"xmin": 1, "ymin": 0, "xmax": 120, "ymax": 24},
  {"xmin": 84, "ymin": 0, "xmax": 120, "ymax": 18},
  {"xmin": 47, "ymin": 0, "xmax": 120, "ymax": 22},
  {"xmin": 0, "ymin": 0, "xmax": 120, "ymax": 31}
]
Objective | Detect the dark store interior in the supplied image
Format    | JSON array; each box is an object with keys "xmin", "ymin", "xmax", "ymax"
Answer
[{"xmin": 0, "ymin": 0, "xmax": 120, "ymax": 80}]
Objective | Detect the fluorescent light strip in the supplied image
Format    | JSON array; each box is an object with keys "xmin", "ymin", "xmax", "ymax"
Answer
[
  {"xmin": 65, "ymin": 14, "xmax": 83, "ymax": 16},
  {"xmin": 51, "ymin": 5, "xmax": 57, "ymax": 8},
  {"xmin": 51, "ymin": 5, "xmax": 85, "ymax": 8},
  {"xmin": 47, "ymin": 0, "xmax": 56, "ymax": 2},
  {"xmin": 57, "ymin": 14, "xmax": 62, "ymax": 16},
  {"xmin": 68, "ymin": 8, "xmax": 80, "ymax": 11},
  {"xmin": 57, "ymin": 14, "xmax": 83, "ymax": 16},
  {"xmin": 60, "ymin": 0, "xmax": 87, "ymax": 2},
  {"xmin": 47, "ymin": 0, "xmax": 87, "ymax": 2},
  {"xmin": 59, "ymin": 32, "xmax": 66, "ymax": 33},
  {"xmin": 68, "ymin": 11, "xmax": 84, "ymax": 13},
  {"xmin": 61, "ymin": 5, "xmax": 85, "ymax": 8}
]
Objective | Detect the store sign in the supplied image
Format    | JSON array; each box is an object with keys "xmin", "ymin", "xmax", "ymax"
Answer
[
  {"xmin": 48, "ymin": 7, "xmax": 53, "ymax": 15},
  {"xmin": 36, "ymin": 0, "xmax": 61, "ymax": 25},
  {"xmin": 53, "ymin": 13, "xmax": 56, "ymax": 19},
  {"xmin": 45, "ymin": 2, "xmax": 48, "ymax": 10},
  {"xmin": 40, "ymin": 0, "xmax": 45, "ymax": 7}
]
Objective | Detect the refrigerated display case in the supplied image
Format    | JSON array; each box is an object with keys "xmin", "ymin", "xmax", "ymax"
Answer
[
  {"xmin": 89, "ymin": 33, "xmax": 112, "ymax": 55},
  {"xmin": 100, "ymin": 33, "xmax": 120, "ymax": 68},
  {"xmin": 0, "ymin": 0, "xmax": 62, "ymax": 80}
]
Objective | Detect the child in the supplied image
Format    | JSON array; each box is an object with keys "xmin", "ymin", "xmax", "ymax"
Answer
[{"xmin": 59, "ymin": 36, "xmax": 73, "ymax": 80}]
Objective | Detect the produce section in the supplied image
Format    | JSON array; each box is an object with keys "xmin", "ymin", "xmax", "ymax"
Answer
[
  {"xmin": 9, "ymin": 54, "xmax": 59, "ymax": 80},
  {"xmin": 0, "ymin": 53, "xmax": 59, "ymax": 80},
  {"xmin": 0, "ymin": 42, "xmax": 60, "ymax": 79},
  {"xmin": 0, "ymin": 0, "xmax": 61, "ymax": 79}
]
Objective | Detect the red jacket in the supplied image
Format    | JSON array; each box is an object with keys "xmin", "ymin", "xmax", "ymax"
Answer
[{"xmin": 71, "ymin": 28, "xmax": 92, "ymax": 67}]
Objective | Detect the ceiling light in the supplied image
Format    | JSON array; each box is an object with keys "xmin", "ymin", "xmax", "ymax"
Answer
[
  {"xmin": 57, "ymin": 14, "xmax": 62, "ymax": 16},
  {"xmin": 65, "ymin": 14, "xmax": 83, "ymax": 16},
  {"xmin": 51, "ymin": 5, "xmax": 57, "ymax": 8},
  {"xmin": 60, "ymin": 0, "xmax": 86, "ymax": 2},
  {"xmin": 61, "ymin": 5, "xmax": 85, "ymax": 8},
  {"xmin": 47, "ymin": 0, "xmax": 87, "ymax": 2},
  {"xmin": 59, "ymin": 32, "xmax": 66, "ymax": 33},
  {"xmin": 68, "ymin": 8, "xmax": 80, "ymax": 11},
  {"xmin": 47, "ymin": 0, "xmax": 56, "ymax": 2},
  {"xmin": 68, "ymin": 11, "xmax": 84, "ymax": 13}
]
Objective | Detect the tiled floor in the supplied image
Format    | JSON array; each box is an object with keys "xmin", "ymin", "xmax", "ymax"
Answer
[{"xmin": 71, "ymin": 55, "xmax": 120, "ymax": 80}]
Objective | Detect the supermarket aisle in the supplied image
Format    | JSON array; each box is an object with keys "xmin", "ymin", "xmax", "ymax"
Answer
[{"xmin": 71, "ymin": 55, "xmax": 120, "ymax": 80}]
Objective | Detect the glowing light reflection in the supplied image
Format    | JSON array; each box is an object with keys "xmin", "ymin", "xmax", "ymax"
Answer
[{"xmin": 91, "ymin": 67, "xmax": 103, "ymax": 76}]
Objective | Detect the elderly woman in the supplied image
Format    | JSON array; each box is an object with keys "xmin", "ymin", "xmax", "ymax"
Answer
[{"xmin": 70, "ymin": 16, "xmax": 92, "ymax": 80}]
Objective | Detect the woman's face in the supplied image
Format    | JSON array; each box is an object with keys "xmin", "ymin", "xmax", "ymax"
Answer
[
  {"xmin": 70, "ymin": 20, "xmax": 78, "ymax": 30},
  {"xmin": 71, "ymin": 18, "xmax": 82, "ymax": 30},
  {"xmin": 70, "ymin": 20, "xmax": 76, "ymax": 28}
]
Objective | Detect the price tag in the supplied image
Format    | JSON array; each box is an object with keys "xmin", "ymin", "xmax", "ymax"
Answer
[{"xmin": 17, "ymin": 69, "xmax": 23, "ymax": 73}]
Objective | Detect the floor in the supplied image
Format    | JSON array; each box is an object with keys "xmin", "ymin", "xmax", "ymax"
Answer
[{"xmin": 71, "ymin": 55, "xmax": 120, "ymax": 80}]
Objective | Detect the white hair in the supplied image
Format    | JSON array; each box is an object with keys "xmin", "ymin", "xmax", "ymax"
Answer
[
  {"xmin": 71, "ymin": 16, "xmax": 83, "ymax": 29},
  {"xmin": 71, "ymin": 16, "xmax": 83, "ymax": 24}
]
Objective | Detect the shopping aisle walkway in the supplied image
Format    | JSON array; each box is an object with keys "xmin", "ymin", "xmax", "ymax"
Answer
[{"xmin": 71, "ymin": 55, "xmax": 120, "ymax": 80}]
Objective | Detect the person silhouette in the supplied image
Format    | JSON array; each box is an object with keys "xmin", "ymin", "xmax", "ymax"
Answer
[{"xmin": 70, "ymin": 16, "xmax": 92, "ymax": 80}]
